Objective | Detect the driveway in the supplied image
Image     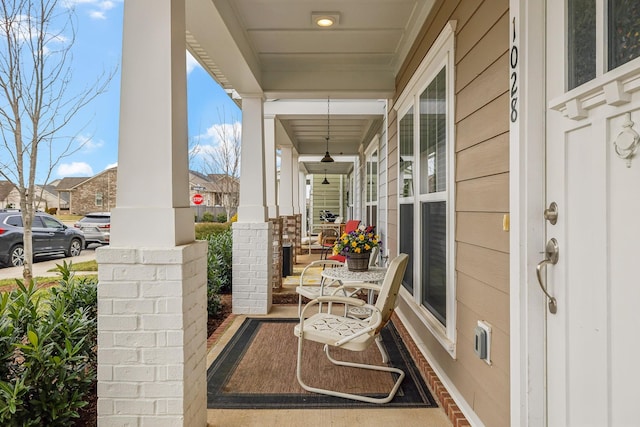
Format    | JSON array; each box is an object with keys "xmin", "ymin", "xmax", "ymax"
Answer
[{"xmin": 0, "ymin": 244, "xmax": 99, "ymax": 281}]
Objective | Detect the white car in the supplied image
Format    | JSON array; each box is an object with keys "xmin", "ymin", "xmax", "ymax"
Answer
[{"xmin": 74, "ymin": 212, "xmax": 110, "ymax": 248}]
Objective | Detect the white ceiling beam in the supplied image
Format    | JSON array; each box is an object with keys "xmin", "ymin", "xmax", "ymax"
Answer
[{"xmin": 264, "ymin": 100, "xmax": 385, "ymax": 116}]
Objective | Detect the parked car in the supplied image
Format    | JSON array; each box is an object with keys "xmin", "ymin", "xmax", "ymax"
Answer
[
  {"xmin": 74, "ymin": 212, "xmax": 110, "ymax": 248},
  {"xmin": 0, "ymin": 210, "xmax": 85, "ymax": 267}
]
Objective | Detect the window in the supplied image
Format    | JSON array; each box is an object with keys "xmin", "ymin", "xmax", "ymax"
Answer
[
  {"xmin": 41, "ymin": 216, "xmax": 63, "ymax": 229},
  {"xmin": 568, "ymin": 0, "xmax": 640, "ymax": 90},
  {"xmin": 396, "ymin": 22, "xmax": 455, "ymax": 354},
  {"xmin": 95, "ymin": 192, "xmax": 103, "ymax": 207},
  {"xmin": 6, "ymin": 216, "xmax": 22, "ymax": 227}
]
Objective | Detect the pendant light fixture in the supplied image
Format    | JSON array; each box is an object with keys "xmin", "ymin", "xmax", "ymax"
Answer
[
  {"xmin": 322, "ymin": 169, "xmax": 330, "ymax": 185},
  {"xmin": 321, "ymin": 96, "xmax": 334, "ymax": 163}
]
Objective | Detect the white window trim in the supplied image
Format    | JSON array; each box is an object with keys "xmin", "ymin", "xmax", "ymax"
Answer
[
  {"xmin": 395, "ymin": 20, "xmax": 457, "ymax": 357},
  {"xmin": 364, "ymin": 137, "xmax": 379, "ymax": 225}
]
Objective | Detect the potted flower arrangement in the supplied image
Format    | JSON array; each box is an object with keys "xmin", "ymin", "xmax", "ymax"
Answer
[{"xmin": 332, "ymin": 225, "xmax": 380, "ymax": 271}]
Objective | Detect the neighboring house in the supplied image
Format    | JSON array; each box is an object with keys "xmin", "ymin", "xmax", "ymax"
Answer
[
  {"xmin": 65, "ymin": 167, "xmax": 117, "ymax": 215},
  {"xmin": 0, "ymin": 181, "xmax": 18, "ymax": 209},
  {"xmin": 0, "ymin": 181, "xmax": 67, "ymax": 211},
  {"xmin": 97, "ymin": 2, "xmax": 640, "ymax": 427},
  {"xmin": 189, "ymin": 170, "xmax": 239, "ymax": 218},
  {"xmin": 54, "ymin": 176, "xmax": 90, "ymax": 213}
]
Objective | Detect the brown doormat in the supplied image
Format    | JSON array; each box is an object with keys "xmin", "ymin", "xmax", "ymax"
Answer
[{"xmin": 207, "ymin": 318, "xmax": 436, "ymax": 409}]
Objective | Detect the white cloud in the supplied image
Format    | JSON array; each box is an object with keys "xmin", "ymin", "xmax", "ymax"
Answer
[
  {"xmin": 76, "ymin": 135, "xmax": 104, "ymax": 152},
  {"xmin": 186, "ymin": 51, "xmax": 200, "ymax": 75},
  {"xmin": 63, "ymin": 0, "xmax": 121, "ymax": 20},
  {"xmin": 104, "ymin": 162, "xmax": 117, "ymax": 170},
  {"xmin": 58, "ymin": 162, "xmax": 94, "ymax": 177},
  {"xmin": 193, "ymin": 122, "xmax": 241, "ymax": 158},
  {"xmin": 89, "ymin": 10, "xmax": 106, "ymax": 20}
]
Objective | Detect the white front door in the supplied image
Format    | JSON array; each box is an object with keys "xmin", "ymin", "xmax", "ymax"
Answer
[{"xmin": 544, "ymin": 2, "xmax": 640, "ymax": 426}]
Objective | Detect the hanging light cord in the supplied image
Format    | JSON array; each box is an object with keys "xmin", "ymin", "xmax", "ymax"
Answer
[{"xmin": 326, "ymin": 96, "xmax": 330, "ymax": 147}]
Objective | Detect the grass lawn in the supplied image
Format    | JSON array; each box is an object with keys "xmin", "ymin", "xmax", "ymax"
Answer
[{"xmin": 0, "ymin": 263, "xmax": 98, "ymax": 290}]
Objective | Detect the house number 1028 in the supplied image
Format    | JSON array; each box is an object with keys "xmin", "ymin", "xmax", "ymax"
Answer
[{"xmin": 510, "ymin": 18, "xmax": 518, "ymax": 123}]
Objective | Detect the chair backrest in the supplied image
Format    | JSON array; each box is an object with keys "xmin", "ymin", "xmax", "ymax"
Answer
[
  {"xmin": 320, "ymin": 227, "xmax": 340, "ymax": 246},
  {"xmin": 344, "ymin": 220, "xmax": 361, "ymax": 234},
  {"xmin": 368, "ymin": 246, "xmax": 380, "ymax": 267},
  {"xmin": 372, "ymin": 254, "xmax": 409, "ymax": 332}
]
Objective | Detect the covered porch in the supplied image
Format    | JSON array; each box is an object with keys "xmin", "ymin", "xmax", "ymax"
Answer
[{"xmin": 98, "ymin": 1, "xmax": 514, "ymax": 426}]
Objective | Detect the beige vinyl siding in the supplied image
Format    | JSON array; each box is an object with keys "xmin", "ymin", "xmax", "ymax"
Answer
[
  {"xmin": 310, "ymin": 174, "xmax": 343, "ymax": 227},
  {"xmin": 390, "ymin": 0, "xmax": 510, "ymax": 426},
  {"xmin": 386, "ymin": 106, "xmax": 398, "ymax": 256}
]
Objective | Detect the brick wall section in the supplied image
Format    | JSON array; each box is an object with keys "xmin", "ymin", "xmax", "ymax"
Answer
[
  {"xmin": 232, "ymin": 222, "xmax": 273, "ymax": 314},
  {"xmin": 295, "ymin": 213, "xmax": 302, "ymax": 256},
  {"xmin": 270, "ymin": 217, "xmax": 283, "ymax": 290},
  {"xmin": 281, "ymin": 215, "xmax": 300, "ymax": 263},
  {"xmin": 95, "ymin": 242, "xmax": 208, "ymax": 427},
  {"xmin": 392, "ymin": 314, "xmax": 471, "ymax": 427},
  {"xmin": 70, "ymin": 168, "xmax": 117, "ymax": 215}
]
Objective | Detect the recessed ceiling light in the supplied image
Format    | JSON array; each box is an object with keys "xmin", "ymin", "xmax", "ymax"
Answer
[{"xmin": 312, "ymin": 12, "xmax": 340, "ymax": 28}]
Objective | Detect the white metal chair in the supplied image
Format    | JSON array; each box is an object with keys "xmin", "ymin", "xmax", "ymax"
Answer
[
  {"xmin": 294, "ymin": 254, "xmax": 409, "ymax": 404},
  {"xmin": 295, "ymin": 259, "xmax": 344, "ymax": 315}
]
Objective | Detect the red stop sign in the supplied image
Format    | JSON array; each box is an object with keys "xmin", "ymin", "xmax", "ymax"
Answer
[{"xmin": 192, "ymin": 194, "xmax": 204, "ymax": 205}]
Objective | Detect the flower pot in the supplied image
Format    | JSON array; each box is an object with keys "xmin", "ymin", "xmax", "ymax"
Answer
[{"xmin": 346, "ymin": 252, "xmax": 370, "ymax": 272}]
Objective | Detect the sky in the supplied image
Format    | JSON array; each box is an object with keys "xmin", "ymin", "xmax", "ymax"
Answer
[{"xmin": 42, "ymin": 0, "xmax": 241, "ymax": 182}]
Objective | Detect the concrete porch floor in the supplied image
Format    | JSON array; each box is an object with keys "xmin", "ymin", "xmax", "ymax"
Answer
[{"xmin": 205, "ymin": 251, "xmax": 455, "ymax": 427}]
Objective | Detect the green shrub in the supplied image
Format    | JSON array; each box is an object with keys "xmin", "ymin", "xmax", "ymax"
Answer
[
  {"xmin": 206, "ymin": 229, "xmax": 232, "ymax": 318},
  {"xmin": 201, "ymin": 211, "xmax": 215, "ymax": 223},
  {"xmin": 195, "ymin": 222, "xmax": 230, "ymax": 240},
  {"xmin": 215, "ymin": 213, "xmax": 227, "ymax": 223},
  {"xmin": 0, "ymin": 263, "xmax": 97, "ymax": 426}
]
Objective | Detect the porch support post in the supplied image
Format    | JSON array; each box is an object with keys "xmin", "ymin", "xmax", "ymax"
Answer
[
  {"xmin": 233, "ymin": 95, "xmax": 272, "ymax": 314},
  {"xmin": 279, "ymin": 145, "xmax": 295, "ymax": 216},
  {"xmin": 97, "ymin": 1, "xmax": 207, "ymax": 426},
  {"xmin": 292, "ymin": 152, "xmax": 300, "ymax": 215},
  {"xmin": 299, "ymin": 170, "xmax": 307, "ymax": 236},
  {"xmin": 264, "ymin": 115, "xmax": 279, "ymax": 218}
]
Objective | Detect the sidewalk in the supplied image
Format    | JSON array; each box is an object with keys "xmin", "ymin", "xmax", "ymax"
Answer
[{"xmin": 0, "ymin": 247, "xmax": 98, "ymax": 281}]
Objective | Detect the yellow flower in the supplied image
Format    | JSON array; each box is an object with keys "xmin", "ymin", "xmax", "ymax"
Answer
[
  {"xmin": 359, "ymin": 234, "xmax": 365, "ymax": 241},
  {"xmin": 354, "ymin": 247, "xmax": 361, "ymax": 253},
  {"xmin": 364, "ymin": 244, "xmax": 371, "ymax": 251},
  {"xmin": 351, "ymin": 241, "xmax": 357, "ymax": 248}
]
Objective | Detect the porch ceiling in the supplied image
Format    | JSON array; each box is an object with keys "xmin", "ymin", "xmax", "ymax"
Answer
[{"xmin": 186, "ymin": 0, "xmax": 435, "ymax": 162}]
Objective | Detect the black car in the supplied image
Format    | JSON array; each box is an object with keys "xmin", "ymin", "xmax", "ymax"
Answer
[{"xmin": 0, "ymin": 211, "xmax": 85, "ymax": 267}]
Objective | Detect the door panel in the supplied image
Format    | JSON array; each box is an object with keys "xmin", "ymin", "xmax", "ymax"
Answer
[
  {"xmin": 545, "ymin": 3, "xmax": 640, "ymax": 425},
  {"xmin": 546, "ymin": 81, "xmax": 640, "ymax": 427},
  {"xmin": 608, "ymin": 112, "xmax": 640, "ymax": 424}
]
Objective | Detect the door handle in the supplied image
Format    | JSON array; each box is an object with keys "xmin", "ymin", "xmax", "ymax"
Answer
[{"xmin": 536, "ymin": 238, "xmax": 559, "ymax": 314}]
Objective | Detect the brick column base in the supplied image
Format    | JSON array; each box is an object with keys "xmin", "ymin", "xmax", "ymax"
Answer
[
  {"xmin": 96, "ymin": 242, "xmax": 208, "ymax": 427},
  {"xmin": 232, "ymin": 222, "xmax": 273, "ymax": 314}
]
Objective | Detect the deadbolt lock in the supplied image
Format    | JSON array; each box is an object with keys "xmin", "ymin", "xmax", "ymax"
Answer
[{"xmin": 544, "ymin": 202, "xmax": 558, "ymax": 225}]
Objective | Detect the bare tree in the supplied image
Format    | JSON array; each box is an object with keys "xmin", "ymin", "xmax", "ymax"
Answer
[
  {"xmin": 0, "ymin": 0, "xmax": 113, "ymax": 281},
  {"xmin": 197, "ymin": 108, "xmax": 240, "ymax": 221}
]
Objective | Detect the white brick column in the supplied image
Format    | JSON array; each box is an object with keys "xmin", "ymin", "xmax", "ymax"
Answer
[
  {"xmin": 97, "ymin": 0, "xmax": 206, "ymax": 425},
  {"xmin": 233, "ymin": 95, "xmax": 272, "ymax": 314},
  {"xmin": 232, "ymin": 222, "xmax": 273, "ymax": 314},
  {"xmin": 97, "ymin": 244, "xmax": 207, "ymax": 426}
]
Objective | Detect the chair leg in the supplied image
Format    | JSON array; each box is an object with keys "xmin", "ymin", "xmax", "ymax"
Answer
[
  {"xmin": 296, "ymin": 333, "xmax": 405, "ymax": 404},
  {"xmin": 375, "ymin": 335, "xmax": 389, "ymax": 364}
]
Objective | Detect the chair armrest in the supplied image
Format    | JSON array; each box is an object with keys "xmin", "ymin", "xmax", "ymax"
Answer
[
  {"xmin": 331, "ymin": 283, "xmax": 381, "ymax": 293},
  {"xmin": 316, "ymin": 295, "xmax": 366, "ymax": 306}
]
